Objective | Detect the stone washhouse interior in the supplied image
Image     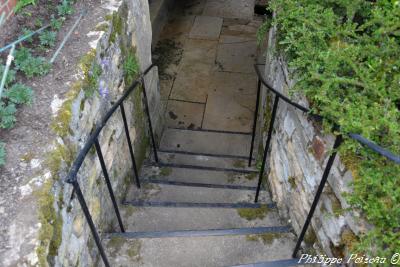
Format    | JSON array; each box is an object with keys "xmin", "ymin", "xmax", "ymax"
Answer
[{"xmin": 0, "ymin": 0, "xmax": 399, "ymax": 267}]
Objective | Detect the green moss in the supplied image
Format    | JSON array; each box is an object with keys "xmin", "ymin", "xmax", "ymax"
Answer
[
  {"xmin": 51, "ymin": 80, "xmax": 83, "ymax": 137},
  {"xmin": 95, "ymin": 22, "xmax": 109, "ymax": 32},
  {"xmin": 35, "ymin": 180, "xmax": 63, "ymax": 266},
  {"xmin": 246, "ymin": 233, "xmax": 282, "ymax": 245},
  {"xmin": 237, "ymin": 204, "xmax": 269, "ymax": 221},
  {"xmin": 126, "ymin": 240, "xmax": 141, "ymax": 260},
  {"xmin": 245, "ymin": 172, "xmax": 257, "ymax": 181},
  {"xmin": 124, "ymin": 206, "xmax": 138, "ymax": 217},
  {"xmin": 107, "ymin": 236, "xmax": 126, "ymax": 257},
  {"xmin": 46, "ymin": 144, "xmax": 75, "ymax": 179},
  {"xmin": 288, "ymin": 176, "xmax": 296, "ymax": 189},
  {"xmin": 331, "ymin": 195, "xmax": 344, "ymax": 217},
  {"xmin": 109, "ymin": 12, "xmax": 123, "ymax": 44},
  {"xmin": 341, "ymin": 228, "xmax": 358, "ymax": 251},
  {"xmin": 153, "ymin": 39, "xmax": 183, "ymax": 79},
  {"xmin": 21, "ymin": 151, "xmax": 35, "ymax": 162},
  {"xmin": 233, "ymin": 160, "xmax": 245, "ymax": 169},
  {"xmin": 159, "ymin": 167, "xmax": 172, "ymax": 177},
  {"xmin": 304, "ymin": 228, "xmax": 317, "ymax": 246}
]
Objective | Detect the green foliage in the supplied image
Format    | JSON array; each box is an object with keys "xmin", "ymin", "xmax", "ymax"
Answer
[
  {"xmin": 14, "ymin": 48, "xmax": 51, "ymax": 78},
  {"xmin": 0, "ymin": 142, "xmax": 5, "ymax": 166},
  {"xmin": 123, "ymin": 51, "xmax": 139, "ymax": 86},
  {"xmin": 14, "ymin": 0, "xmax": 36, "ymax": 13},
  {"xmin": 20, "ymin": 28, "xmax": 34, "ymax": 43},
  {"xmin": 39, "ymin": 30, "xmax": 57, "ymax": 47},
  {"xmin": 57, "ymin": 0, "xmax": 74, "ymax": 16},
  {"xmin": 256, "ymin": 17, "xmax": 271, "ymax": 46},
  {"xmin": 50, "ymin": 15, "xmax": 64, "ymax": 30},
  {"xmin": 266, "ymin": 0, "xmax": 400, "ymax": 262},
  {"xmin": 0, "ymin": 102, "xmax": 17, "ymax": 129},
  {"xmin": 4, "ymin": 84, "xmax": 34, "ymax": 105},
  {"xmin": 0, "ymin": 64, "xmax": 16, "ymax": 87}
]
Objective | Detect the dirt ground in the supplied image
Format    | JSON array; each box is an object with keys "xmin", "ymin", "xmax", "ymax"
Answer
[{"xmin": 0, "ymin": 0, "xmax": 109, "ymax": 252}]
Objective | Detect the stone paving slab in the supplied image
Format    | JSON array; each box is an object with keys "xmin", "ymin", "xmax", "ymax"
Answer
[
  {"xmin": 216, "ymin": 36, "xmax": 257, "ymax": 73},
  {"xmin": 120, "ymin": 205, "xmax": 284, "ymax": 232},
  {"xmin": 141, "ymin": 165, "xmax": 259, "ymax": 187},
  {"xmin": 203, "ymin": 0, "xmax": 256, "ymax": 20},
  {"xmin": 169, "ymin": 61, "xmax": 212, "ymax": 103},
  {"xmin": 104, "ymin": 233, "xmax": 296, "ymax": 267},
  {"xmin": 189, "ymin": 16, "xmax": 223, "ymax": 40},
  {"xmin": 159, "ymin": 15, "xmax": 195, "ymax": 40},
  {"xmin": 160, "ymin": 128, "xmax": 252, "ymax": 156},
  {"xmin": 203, "ymin": 72, "xmax": 257, "ymax": 132},
  {"xmin": 181, "ymin": 39, "xmax": 218, "ymax": 64},
  {"xmin": 126, "ymin": 183, "xmax": 270, "ymax": 203},
  {"xmin": 221, "ymin": 18, "xmax": 260, "ymax": 39},
  {"xmin": 166, "ymin": 100, "xmax": 205, "ymax": 129}
]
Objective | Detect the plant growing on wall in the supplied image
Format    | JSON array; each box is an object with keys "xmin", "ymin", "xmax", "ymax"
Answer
[{"xmin": 260, "ymin": 0, "xmax": 400, "ymax": 262}]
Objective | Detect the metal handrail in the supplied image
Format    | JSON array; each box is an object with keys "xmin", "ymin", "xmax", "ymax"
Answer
[
  {"xmin": 64, "ymin": 64, "xmax": 159, "ymax": 267},
  {"xmin": 249, "ymin": 63, "xmax": 400, "ymax": 258}
]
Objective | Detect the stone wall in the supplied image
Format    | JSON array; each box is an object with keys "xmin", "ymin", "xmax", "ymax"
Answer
[
  {"xmin": 260, "ymin": 24, "xmax": 368, "ymax": 260},
  {"xmin": 1, "ymin": 1, "xmax": 162, "ymax": 266}
]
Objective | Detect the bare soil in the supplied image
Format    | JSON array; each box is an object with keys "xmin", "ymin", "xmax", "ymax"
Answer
[{"xmin": 0, "ymin": 0, "xmax": 108, "ymax": 252}]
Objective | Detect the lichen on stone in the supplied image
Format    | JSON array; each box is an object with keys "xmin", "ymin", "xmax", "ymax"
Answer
[
  {"xmin": 246, "ymin": 232, "xmax": 282, "ymax": 245},
  {"xmin": 35, "ymin": 180, "xmax": 63, "ymax": 267},
  {"xmin": 237, "ymin": 204, "xmax": 269, "ymax": 221}
]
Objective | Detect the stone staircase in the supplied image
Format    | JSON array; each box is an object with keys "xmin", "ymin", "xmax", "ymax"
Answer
[{"xmin": 101, "ymin": 128, "xmax": 301, "ymax": 266}]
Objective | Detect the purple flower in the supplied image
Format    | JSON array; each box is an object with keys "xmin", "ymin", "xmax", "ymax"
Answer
[
  {"xmin": 100, "ymin": 58, "xmax": 110, "ymax": 71},
  {"xmin": 99, "ymin": 80, "xmax": 109, "ymax": 98}
]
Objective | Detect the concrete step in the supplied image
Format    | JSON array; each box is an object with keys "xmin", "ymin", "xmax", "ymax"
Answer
[
  {"xmin": 140, "ymin": 164, "xmax": 259, "ymax": 187},
  {"xmin": 119, "ymin": 205, "xmax": 286, "ymax": 232},
  {"xmin": 125, "ymin": 183, "xmax": 270, "ymax": 203},
  {"xmin": 159, "ymin": 128, "xmax": 252, "ymax": 157},
  {"xmin": 155, "ymin": 151, "xmax": 257, "ymax": 171},
  {"xmin": 103, "ymin": 232, "xmax": 297, "ymax": 267}
]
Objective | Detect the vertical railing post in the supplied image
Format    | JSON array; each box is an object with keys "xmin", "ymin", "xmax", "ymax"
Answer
[
  {"xmin": 292, "ymin": 134, "xmax": 343, "ymax": 258},
  {"xmin": 248, "ymin": 79, "xmax": 262, "ymax": 167},
  {"xmin": 94, "ymin": 139, "xmax": 125, "ymax": 232},
  {"xmin": 72, "ymin": 180, "xmax": 111, "ymax": 267},
  {"xmin": 141, "ymin": 77, "xmax": 159, "ymax": 163},
  {"xmin": 254, "ymin": 94, "xmax": 280, "ymax": 203},
  {"xmin": 120, "ymin": 102, "xmax": 141, "ymax": 188}
]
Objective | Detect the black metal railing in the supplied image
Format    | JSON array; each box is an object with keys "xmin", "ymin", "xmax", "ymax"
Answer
[
  {"xmin": 64, "ymin": 64, "xmax": 159, "ymax": 267},
  {"xmin": 249, "ymin": 63, "xmax": 400, "ymax": 258}
]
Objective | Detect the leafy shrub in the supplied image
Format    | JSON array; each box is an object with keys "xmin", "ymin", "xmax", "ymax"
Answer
[
  {"xmin": 0, "ymin": 64, "xmax": 16, "ymax": 87},
  {"xmin": 57, "ymin": 0, "xmax": 74, "ymax": 16},
  {"xmin": 14, "ymin": 48, "xmax": 51, "ymax": 77},
  {"xmin": 50, "ymin": 16, "xmax": 64, "ymax": 30},
  {"xmin": 4, "ymin": 84, "xmax": 34, "ymax": 105},
  {"xmin": 264, "ymin": 0, "xmax": 400, "ymax": 261},
  {"xmin": 0, "ymin": 102, "xmax": 17, "ymax": 129},
  {"xmin": 39, "ymin": 31, "xmax": 57, "ymax": 47}
]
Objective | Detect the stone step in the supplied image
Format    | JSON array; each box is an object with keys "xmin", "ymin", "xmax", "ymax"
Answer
[
  {"xmin": 125, "ymin": 183, "xmax": 270, "ymax": 203},
  {"xmin": 103, "ymin": 232, "xmax": 297, "ymax": 267},
  {"xmin": 140, "ymin": 164, "xmax": 259, "ymax": 187},
  {"xmin": 159, "ymin": 128, "xmax": 252, "ymax": 157},
  {"xmin": 155, "ymin": 151, "xmax": 257, "ymax": 172},
  {"xmin": 118, "ymin": 204, "xmax": 286, "ymax": 232}
]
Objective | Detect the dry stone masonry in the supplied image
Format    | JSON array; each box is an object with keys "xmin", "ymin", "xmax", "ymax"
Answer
[{"xmin": 1, "ymin": 0, "xmax": 161, "ymax": 266}]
